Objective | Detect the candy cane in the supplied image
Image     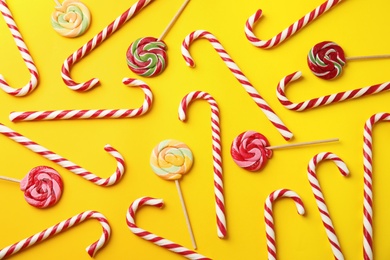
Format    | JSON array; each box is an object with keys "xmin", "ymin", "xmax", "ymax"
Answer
[
  {"xmin": 0, "ymin": 0, "xmax": 39, "ymax": 96},
  {"xmin": 178, "ymin": 91, "xmax": 226, "ymax": 238},
  {"xmin": 61, "ymin": 0, "xmax": 154, "ymax": 92},
  {"xmin": 264, "ymin": 189, "xmax": 305, "ymax": 260},
  {"xmin": 276, "ymin": 71, "xmax": 390, "ymax": 111},
  {"xmin": 0, "ymin": 210, "xmax": 110, "ymax": 259},
  {"xmin": 308, "ymin": 152, "xmax": 349, "ymax": 260},
  {"xmin": 9, "ymin": 78, "xmax": 152, "ymax": 122},
  {"xmin": 126, "ymin": 197, "xmax": 211, "ymax": 260},
  {"xmin": 363, "ymin": 112, "xmax": 390, "ymax": 260},
  {"xmin": 181, "ymin": 30, "xmax": 293, "ymax": 141},
  {"xmin": 244, "ymin": 0, "xmax": 343, "ymax": 49},
  {"xmin": 0, "ymin": 123, "xmax": 125, "ymax": 186}
]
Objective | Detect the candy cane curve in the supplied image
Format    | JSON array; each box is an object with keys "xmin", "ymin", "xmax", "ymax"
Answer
[
  {"xmin": 9, "ymin": 78, "xmax": 153, "ymax": 122},
  {"xmin": 61, "ymin": 0, "xmax": 154, "ymax": 92},
  {"xmin": 178, "ymin": 90, "xmax": 226, "ymax": 238},
  {"xmin": 0, "ymin": 0, "xmax": 39, "ymax": 96},
  {"xmin": 0, "ymin": 123, "xmax": 125, "ymax": 186},
  {"xmin": 127, "ymin": 197, "xmax": 211, "ymax": 260},
  {"xmin": 276, "ymin": 71, "xmax": 390, "ymax": 111},
  {"xmin": 181, "ymin": 30, "xmax": 293, "ymax": 141},
  {"xmin": 0, "ymin": 210, "xmax": 110, "ymax": 259},
  {"xmin": 308, "ymin": 152, "xmax": 349, "ymax": 260},
  {"xmin": 363, "ymin": 112, "xmax": 390, "ymax": 260},
  {"xmin": 244, "ymin": 0, "xmax": 343, "ymax": 49},
  {"xmin": 264, "ymin": 189, "xmax": 305, "ymax": 260}
]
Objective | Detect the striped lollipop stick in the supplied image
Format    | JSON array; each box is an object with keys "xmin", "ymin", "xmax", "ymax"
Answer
[
  {"xmin": 61, "ymin": 0, "xmax": 154, "ymax": 92},
  {"xmin": 264, "ymin": 189, "xmax": 305, "ymax": 260},
  {"xmin": 127, "ymin": 197, "xmax": 211, "ymax": 259},
  {"xmin": 231, "ymin": 130, "xmax": 338, "ymax": 172},
  {"xmin": 181, "ymin": 30, "xmax": 293, "ymax": 141},
  {"xmin": 307, "ymin": 41, "xmax": 390, "ymax": 80},
  {"xmin": 150, "ymin": 140, "xmax": 197, "ymax": 249},
  {"xmin": 244, "ymin": 0, "xmax": 343, "ymax": 49},
  {"xmin": 0, "ymin": 0, "xmax": 39, "ymax": 96},
  {"xmin": 178, "ymin": 91, "xmax": 226, "ymax": 239},
  {"xmin": 0, "ymin": 210, "xmax": 110, "ymax": 259},
  {"xmin": 308, "ymin": 152, "xmax": 349, "ymax": 260},
  {"xmin": 276, "ymin": 71, "xmax": 390, "ymax": 111},
  {"xmin": 126, "ymin": 0, "xmax": 191, "ymax": 77},
  {"xmin": 362, "ymin": 112, "xmax": 390, "ymax": 260},
  {"xmin": 9, "ymin": 78, "xmax": 152, "ymax": 122},
  {"xmin": 0, "ymin": 123, "xmax": 125, "ymax": 186}
]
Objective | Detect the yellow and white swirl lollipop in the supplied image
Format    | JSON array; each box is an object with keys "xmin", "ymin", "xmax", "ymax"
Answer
[
  {"xmin": 150, "ymin": 139, "xmax": 197, "ymax": 249},
  {"xmin": 150, "ymin": 139, "xmax": 193, "ymax": 180},
  {"xmin": 51, "ymin": 0, "xmax": 91, "ymax": 38}
]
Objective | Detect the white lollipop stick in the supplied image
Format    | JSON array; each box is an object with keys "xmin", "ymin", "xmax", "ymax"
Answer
[{"xmin": 158, "ymin": 0, "xmax": 190, "ymax": 41}]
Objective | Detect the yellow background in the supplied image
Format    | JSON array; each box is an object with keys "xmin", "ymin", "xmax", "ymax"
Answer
[{"xmin": 0, "ymin": 0, "xmax": 389, "ymax": 259}]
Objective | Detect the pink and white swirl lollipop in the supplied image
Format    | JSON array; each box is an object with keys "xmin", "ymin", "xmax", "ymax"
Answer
[
  {"xmin": 308, "ymin": 41, "xmax": 390, "ymax": 80},
  {"xmin": 126, "ymin": 0, "xmax": 190, "ymax": 77},
  {"xmin": 0, "ymin": 166, "xmax": 63, "ymax": 208},
  {"xmin": 231, "ymin": 130, "xmax": 338, "ymax": 172}
]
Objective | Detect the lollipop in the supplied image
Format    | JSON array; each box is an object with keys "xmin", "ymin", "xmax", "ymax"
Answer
[
  {"xmin": 51, "ymin": 0, "xmax": 91, "ymax": 38},
  {"xmin": 308, "ymin": 41, "xmax": 390, "ymax": 80},
  {"xmin": 150, "ymin": 139, "xmax": 196, "ymax": 249},
  {"xmin": 126, "ymin": 0, "xmax": 190, "ymax": 77},
  {"xmin": 231, "ymin": 130, "xmax": 338, "ymax": 172},
  {"xmin": 0, "ymin": 166, "xmax": 63, "ymax": 208}
]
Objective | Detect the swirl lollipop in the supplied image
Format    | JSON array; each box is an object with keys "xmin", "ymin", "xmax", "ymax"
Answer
[
  {"xmin": 150, "ymin": 139, "xmax": 197, "ymax": 249},
  {"xmin": 51, "ymin": 0, "xmax": 91, "ymax": 38},
  {"xmin": 231, "ymin": 130, "xmax": 338, "ymax": 172},
  {"xmin": 0, "ymin": 166, "xmax": 63, "ymax": 208},
  {"xmin": 126, "ymin": 0, "xmax": 190, "ymax": 77},
  {"xmin": 308, "ymin": 41, "xmax": 390, "ymax": 80}
]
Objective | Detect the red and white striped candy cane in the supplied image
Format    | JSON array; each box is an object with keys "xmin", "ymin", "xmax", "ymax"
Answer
[
  {"xmin": 363, "ymin": 112, "xmax": 390, "ymax": 260},
  {"xmin": 9, "ymin": 78, "xmax": 152, "ymax": 122},
  {"xmin": 61, "ymin": 0, "xmax": 154, "ymax": 92},
  {"xmin": 276, "ymin": 71, "xmax": 390, "ymax": 111},
  {"xmin": 244, "ymin": 0, "xmax": 343, "ymax": 49},
  {"xmin": 0, "ymin": 0, "xmax": 38, "ymax": 96},
  {"xmin": 308, "ymin": 152, "xmax": 349, "ymax": 260},
  {"xmin": 127, "ymin": 197, "xmax": 211, "ymax": 260},
  {"xmin": 0, "ymin": 210, "xmax": 110, "ymax": 259},
  {"xmin": 264, "ymin": 189, "xmax": 305, "ymax": 260},
  {"xmin": 181, "ymin": 30, "xmax": 293, "ymax": 141},
  {"xmin": 0, "ymin": 123, "xmax": 125, "ymax": 186},
  {"xmin": 178, "ymin": 91, "xmax": 226, "ymax": 238}
]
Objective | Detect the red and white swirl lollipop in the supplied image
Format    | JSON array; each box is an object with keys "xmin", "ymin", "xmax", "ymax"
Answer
[
  {"xmin": 231, "ymin": 130, "xmax": 338, "ymax": 172},
  {"xmin": 126, "ymin": 0, "xmax": 190, "ymax": 77},
  {"xmin": 308, "ymin": 41, "xmax": 390, "ymax": 80},
  {"xmin": 0, "ymin": 166, "xmax": 63, "ymax": 209}
]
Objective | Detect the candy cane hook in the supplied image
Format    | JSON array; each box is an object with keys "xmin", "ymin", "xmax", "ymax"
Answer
[
  {"xmin": 181, "ymin": 30, "xmax": 293, "ymax": 141},
  {"xmin": 0, "ymin": 210, "xmax": 110, "ymax": 259},
  {"xmin": 61, "ymin": 0, "xmax": 154, "ymax": 92},
  {"xmin": 0, "ymin": 123, "xmax": 125, "ymax": 186},
  {"xmin": 308, "ymin": 152, "xmax": 349, "ymax": 260},
  {"xmin": 244, "ymin": 0, "xmax": 343, "ymax": 49},
  {"xmin": 127, "ymin": 197, "xmax": 211, "ymax": 260},
  {"xmin": 264, "ymin": 189, "xmax": 305, "ymax": 260},
  {"xmin": 362, "ymin": 112, "xmax": 390, "ymax": 260},
  {"xmin": 9, "ymin": 78, "xmax": 153, "ymax": 122},
  {"xmin": 0, "ymin": 0, "xmax": 39, "ymax": 96},
  {"xmin": 178, "ymin": 91, "xmax": 226, "ymax": 238},
  {"xmin": 276, "ymin": 71, "xmax": 390, "ymax": 111}
]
